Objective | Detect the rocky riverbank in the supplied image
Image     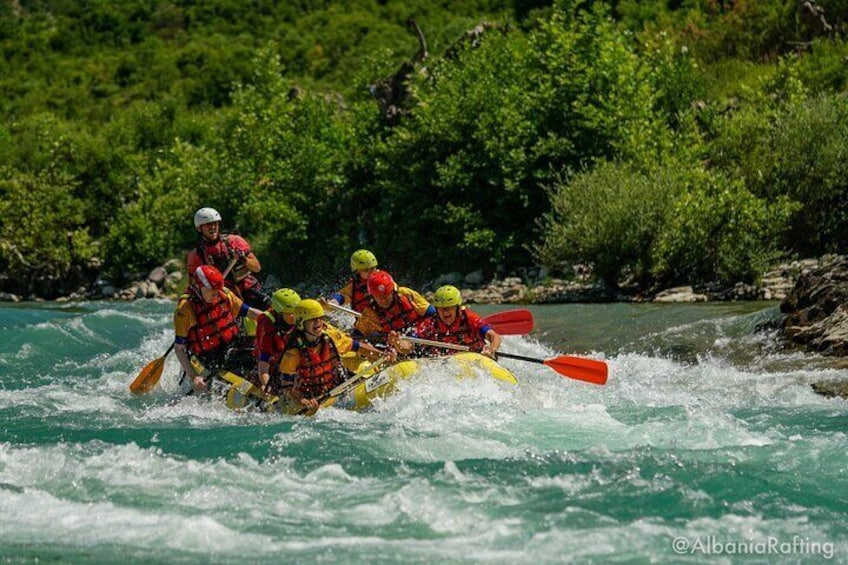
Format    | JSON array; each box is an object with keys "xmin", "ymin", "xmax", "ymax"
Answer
[
  {"xmin": 438, "ymin": 258, "xmax": 823, "ymax": 305},
  {"xmin": 0, "ymin": 257, "xmax": 827, "ymax": 305},
  {"xmin": 0, "ymin": 259, "xmax": 186, "ymax": 303},
  {"xmin": 775, "ymin": 255, "xmax": 848, "ymax": 400}
]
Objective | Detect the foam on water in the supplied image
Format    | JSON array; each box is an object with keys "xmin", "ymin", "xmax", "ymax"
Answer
[{"xmin": 1, "ymin": 301, "xmax": 847, "ymax": 563}]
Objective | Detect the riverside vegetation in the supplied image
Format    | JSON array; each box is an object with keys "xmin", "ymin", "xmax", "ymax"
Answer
[{"xmin": 2, "ymin": 0, "xmax": 848, "ymax": 300}]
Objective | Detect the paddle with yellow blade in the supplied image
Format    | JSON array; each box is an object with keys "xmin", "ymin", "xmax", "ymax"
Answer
[
  {"xmin": 129, "ymin": 343, "xmax": 175, "ymax": 394},
  {"xmin": 325, "ymin": 303, "xmax": 534, "ymax": 336},
  {"xmin": 400, "ymin": 336, "xmax": 608, "ymax": 386},
  {"xmin": 129, "ymin": 255, "xmax": 239, "ymax": 394}
]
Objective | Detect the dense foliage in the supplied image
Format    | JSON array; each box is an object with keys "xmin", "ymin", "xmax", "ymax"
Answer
[{"xmin": 2, "ymin": 0, "xmax": 848, "ymax": 297}]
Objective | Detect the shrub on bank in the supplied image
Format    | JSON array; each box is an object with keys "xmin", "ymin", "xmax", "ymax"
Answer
[{"xmin": 651, "ymin": 173, "xmax": 798, "ymax": 287}]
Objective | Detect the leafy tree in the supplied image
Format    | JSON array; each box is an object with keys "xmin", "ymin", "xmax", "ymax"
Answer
[
  {"xmin": 0, "ymin": 169, "xmax": 96, "ymax": 296},
  {"xmin": 707, "ymin": 63, "xmax": 848, "ymax": 255},
  {"xmin": 651, "ymin": 173, "xmax": 798, "ymax": 286},
  {"xmin": 5, "ymin": 0, "xmax": 848, "ymax": 297},
  {"xmin": 536, "ymin": 160, "xmax": 687, "ymax": 289}
]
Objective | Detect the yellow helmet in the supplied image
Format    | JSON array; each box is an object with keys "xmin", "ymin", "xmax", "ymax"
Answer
[
  {"xmin": 294, "ymin": 299, "xmax": 326, "ymax": 329},
  {"xmin": 271, "ymin": 288, "xmax": 301, "ymax": 314},
  {"xmin": 432, "ymin": 285, "xmax": 463, "ymax": 308},
  {"xmin": 350, "ymin": 249, "xmax": 378, "ymax": 271}
]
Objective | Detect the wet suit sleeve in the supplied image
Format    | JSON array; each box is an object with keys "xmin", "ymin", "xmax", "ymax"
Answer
[
  {"xmin": 325, "ymin": 324, "xmax": 355, "ymax": 355},
  {"xmin": 227, "ymin": 235, "xmax": 253, "ymax": 255},
  {"xmin": 222, "ymin": 289, "xmax": 248, "ymax": 317},
  {"xmin": 173, "ymin": 298, "xmax": 195, "ymax": 341},
  {"xmin": 335, "ymin": 279, "xmax": 354, "ymax": 306},
  {"xmin": 278, "ymin": 349, "xmax": 300, "ymax": 376},
  {"xmin": 255, "ymin": 313, "xmax": 275, "ymax": 361},
  {"xmin": 464, "ymin": 309, "xmax": 491, "ymax": 339},
  {"xmin": 402, "ymin": 288, "xmax": 436, "ymax": 317},
  {"xmin": 353, "ymin": 307, "xmax": 384, "ymax": 335}
]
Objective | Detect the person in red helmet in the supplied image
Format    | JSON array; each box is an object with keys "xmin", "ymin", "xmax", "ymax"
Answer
[
  {"xmin": 186, "ymin": 207, "xmax": 270, "ymax": 312},
  {"xmin": 174, "ymin": 265, "xmax": 262, "ymax": 393},
  {"xmin": 362, "ymin": 270, "xmax": 435, "ymax": 338}
]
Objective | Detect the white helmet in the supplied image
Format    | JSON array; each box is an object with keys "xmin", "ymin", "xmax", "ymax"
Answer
[{"xmin": 194, "ymin": 207, "xmax": 222, "ymax": 228}]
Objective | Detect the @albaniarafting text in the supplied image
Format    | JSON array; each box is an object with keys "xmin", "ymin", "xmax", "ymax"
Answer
[{"xmin": 671, "ymin": 535, "xmax": 834, "ymax": 560}]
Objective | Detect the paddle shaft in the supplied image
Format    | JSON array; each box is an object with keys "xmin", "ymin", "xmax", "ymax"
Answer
[
  {"xmin": 327, "ymin": 302, "xmax": 360, "ymax": 317},
  {"xmin": 402, "ymin": 336, "xmax": 470, "ymax": 351},
  {"xmin": 222, "ymin": 254, "xmax": 239, "ymax": 278},
  {"xmin": 490, "ymin": 351, "xmax": 545, "ymax": 365},
  {"xmin": 401, "ymin": 336, "xmax": 554, "ymax": 363},
  {"xmin": 292, "ymin": 356, "xmax": 389, "ymax": 415}
]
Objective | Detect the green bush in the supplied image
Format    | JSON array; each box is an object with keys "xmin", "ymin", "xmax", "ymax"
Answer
[
  {"xmin": 794, "ymin": 38, "xmax": 848, "ymax": 94},
  {"xmin": 708, "ymin": 66, "xmax": 848, "ymax": 255},
  {"xmin": 0, "ymin": 169, "xmax": 96, "ymax": 294},
  {"xmin": 765, "ymin": 95, "xmax": 848, "ymax": 253},
  {"xmin": 651, "ymin": 173, "xmax": 798, "ymax": 286},
  {"xmin": 535, "ymin": 159, "xmax": 687, "ymax": 289},
  {"xmin": 102, "ymin": 140, "xmax": 211, "ymax": 278}
]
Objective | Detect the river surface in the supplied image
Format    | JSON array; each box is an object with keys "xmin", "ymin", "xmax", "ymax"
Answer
[{"xmin": 0, "ymin": 300, "xmax": 845, "ymax": 563}]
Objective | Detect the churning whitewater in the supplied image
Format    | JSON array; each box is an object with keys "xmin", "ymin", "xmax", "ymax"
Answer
[{"xmin": 0, "ymin": 300, "xmax": 845, "ymax": 563}]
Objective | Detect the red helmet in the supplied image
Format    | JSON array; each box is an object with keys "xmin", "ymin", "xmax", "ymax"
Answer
[
  {"xmin": 367, "ymin": 270, "xmax": 396, "ymax": 298},
  {"xmin": 194, "ymin": 265, "xmax": 224, "ymax": 290}
]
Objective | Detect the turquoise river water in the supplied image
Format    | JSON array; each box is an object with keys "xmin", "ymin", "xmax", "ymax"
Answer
[{"xmin": 0, "ymin": 299, "xmax": 845, "ymax": 564}]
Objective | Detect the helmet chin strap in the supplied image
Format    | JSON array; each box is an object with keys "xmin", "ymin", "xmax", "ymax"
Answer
[
  {"xmin": 304, "ymin": 324, "xmax": 322, "ymax": 342},
  {"xmin": 439, "ymin": 306, "xmax": 458, "ymax": 322}
]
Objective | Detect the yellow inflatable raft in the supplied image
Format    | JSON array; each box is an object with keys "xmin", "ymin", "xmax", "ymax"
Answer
[{"xmin": 210, "ymin": 352, "xmax": 518, "ymax": 415}]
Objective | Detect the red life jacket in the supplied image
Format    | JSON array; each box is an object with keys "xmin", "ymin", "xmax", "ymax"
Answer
[
  {"xmin": 293, "ymin": 333, "xmax": 346, "ymax": 398},
  {"xmin": 196, "ymin": 235, "xmax": 259, "ymax": 292},
  {"xmin": 349, "ymin": 275, "xmax": 371, "ymax": 313},
  {"xmin": 183, "ymin": 290, "xmax": 241, "ymax": 356},
  {"xmin": 419, "ymin": 308, "xmax": 484, "ymax": 352},
  {"xmin": 371, "ymin": 292, "xmax": 425, "ymax": 332},
  {"xmin": 256, "ymin": 310, "xmax": 295, "ymax": 366}
]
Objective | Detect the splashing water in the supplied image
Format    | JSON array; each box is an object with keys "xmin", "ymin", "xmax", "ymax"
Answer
[{"xmin": 0, "ymin": 300, "xmax": 845, "ymax": 563}]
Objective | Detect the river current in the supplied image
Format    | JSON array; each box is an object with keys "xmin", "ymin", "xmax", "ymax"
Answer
[{"xmin": 0, "ymin": 299, "xmax": 845, "ymax": 563}]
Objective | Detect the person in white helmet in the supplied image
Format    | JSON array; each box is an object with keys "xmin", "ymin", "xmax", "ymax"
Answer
[{"xmin": 186, "ymin": 207, "xmax": 270, "ymax": 312}]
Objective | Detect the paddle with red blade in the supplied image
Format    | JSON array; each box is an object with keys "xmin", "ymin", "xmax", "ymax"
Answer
[
  {"xmin": 400, "ymin": 336, "xmax": 608, "ymax": 386},
  {"xmin": 325, "ymin": 303, "xmax": 534, "ymax": 336},
  {"xmin": 481, "ymin": 308, "xmax": 533, "ymax": 335},
  {"xmin": 494, "ymin": 351, "xmax": 608, "ymax": 385}
]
